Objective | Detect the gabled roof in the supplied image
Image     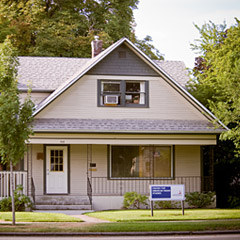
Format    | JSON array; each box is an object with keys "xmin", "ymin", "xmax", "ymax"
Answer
[
  {"xmin": 18, "ymin": 57, "xmax": 188, "ymax": 91},
  {"xmin": 29, "ymin": 37, "xmax": 226, "ymax": 130}
]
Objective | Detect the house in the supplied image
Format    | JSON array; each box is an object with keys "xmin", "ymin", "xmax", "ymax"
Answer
[{"xmin": 0, "ymin": 38, "xmax": 226, "ymax": 210}]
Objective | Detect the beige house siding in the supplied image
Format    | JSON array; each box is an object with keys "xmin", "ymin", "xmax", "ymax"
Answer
[
  {"xmin": 91, "ymin": 145, "xmax": 108, "ymax": 177},
  {"xmin": 32, "ymin": 144, "xmax": 44, "ymax": 196},
  {"xmin": 70, "ymin": 145, "xmax": 87, "ymax": 195},
  {"xmin": 21, "ymin": 92, "xmax": 50, "ymax": 105},
  {"xmin": 36, "ymin": 75, "xmax": 207, "ymax": 121},
  {"xmin": 175, "ymin": 145, "xmax": 201, "ymax": 177}
]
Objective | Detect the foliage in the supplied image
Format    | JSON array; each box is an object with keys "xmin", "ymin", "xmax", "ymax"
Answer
[
  {"xmin": 228, "ymin": 196, "xmax": 240, "ymax": 209},
  {"xmin": 154, "ymin": 201, "xmax": 180, "ymax": 209},
  {"xmin": 0, "ymin": 185, "xmax": 32, "ymax": 211},
  {"xmin": 0, "ymin": 39, "xmax": 34, "ymax": 167},
  {"xmin": 0, "ymin": 0, "xmax": 163, "ymax": 60},
  {"xmin": 186, "ymin": 18, "xmax": 240, "ymax": 151},
  {"xmin": 185, "ymin": 191, "xmax": 215, "ymax": 208},
  {"xmin": 123, "ymin": 192, "xmax": 148, "ymax": 209},
  {"xmin": 134, "ymin": 35, "xmax": 164, "ymax": 60},
  {"xmin": 0, "ymin": 38, "xmax": 34, "ymax": 225}
]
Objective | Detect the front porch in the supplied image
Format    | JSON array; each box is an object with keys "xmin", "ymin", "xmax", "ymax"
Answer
[
  {"xmin": 0, "ymin": 171, "xmax": 213, "ymax": 209},
  {"xmin": 0, "ymin": 140, "xmax": 215, "ymax": 210}
]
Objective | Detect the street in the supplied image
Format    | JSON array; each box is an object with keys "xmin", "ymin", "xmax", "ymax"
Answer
[{"xmin": 0, "ymin": 234, "xmax": 240, "ymax": 240}]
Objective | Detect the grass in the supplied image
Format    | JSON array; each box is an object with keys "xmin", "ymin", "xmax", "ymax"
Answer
[
  {"xmin": 85, "ymin": 220, "xmax": 240, "ymax": 232},
  {"xmin": 0, "ymin": 220, "xmax": 240, "ymax": 232},
  {"xmin": 85, "ymin": 209, "xmax": 240, "ymax": 222},
  {"xmin": 0, "ymin": 212, "xmax": 82, "ymax": 222},
  {"xmin": 0, "ymin": 209, "xmax": 240, "ymax": 233}
]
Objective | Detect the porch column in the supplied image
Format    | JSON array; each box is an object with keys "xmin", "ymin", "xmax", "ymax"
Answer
[{"xmin": 27, "ymin": 144, "xmax": 33, "ymax": 198}]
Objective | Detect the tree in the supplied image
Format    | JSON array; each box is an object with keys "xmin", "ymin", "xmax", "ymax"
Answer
[
  {"xmin": 134, "ymin": 35, "xmax": 164, "ymax": 60},
  {"xmin": 0, "ymin": 39, "xmax": 34, "ymax": 225},
  {"xmin": 0, "ymin": 0, "xmax": 164, "ymax": 60},
  {"xmin": 187, "ymin": 18, "xmax": 240, "ymax": 151},
  {"xmin": 186, "ymin": 19, "xmax": 240, "ymax": 207}
]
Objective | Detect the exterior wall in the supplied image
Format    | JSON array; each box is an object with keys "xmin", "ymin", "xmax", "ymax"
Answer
[
  {"xmin": 36, "ymin": 75, "xmax": 207, "ymax": 121},
  {"xmin": 31, "ymin": 144, "xmax": 88, "ymax": 197},
  {"xmin": 20, "ymin": 92, "xmax": 50, "ymax": 105},
  {"xmin": 175, "ymin": 145, "xmax": 201, "ymax": 177},
  {"xmin": 70, "ymin": 145, "xmax": 87, "ymax": 195},
  {"xmin": 88, "ymin": 44, "xmax": 158, "ymax": 76},
  {"xmin": 32, "ymin": 144, "xmax": 44, "ymax": 196}
]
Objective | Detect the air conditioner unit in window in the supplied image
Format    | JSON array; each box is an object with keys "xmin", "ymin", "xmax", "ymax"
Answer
[{"xmin": 104, "ymin": 95, "xmax": 118, "ymax": 105}]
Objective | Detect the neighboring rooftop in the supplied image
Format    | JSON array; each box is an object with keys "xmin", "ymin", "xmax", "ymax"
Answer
[{"xmin": 18, "ymin": 57, "xmax": 189, "ymax": 91}]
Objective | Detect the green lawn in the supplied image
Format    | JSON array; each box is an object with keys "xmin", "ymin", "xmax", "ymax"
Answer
[
  {"xmin": 0, "ymin": 220, "xmax": 240, "ymax": 232},
  {"xmin": 85, "ymin": 220, "xmax": 240, "ymax": 232},
  {"xmin": 0, "ymin": 212, "xmax": 82, "ymax": 222},
  {"xmin": 86, "ymin": 209, "xmax": 240, "ymax": 222}
]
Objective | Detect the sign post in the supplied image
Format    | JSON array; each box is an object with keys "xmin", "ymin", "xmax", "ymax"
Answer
[{"xmin": 149, "ymin": 184, "xmax": 185, "ymax": 216}]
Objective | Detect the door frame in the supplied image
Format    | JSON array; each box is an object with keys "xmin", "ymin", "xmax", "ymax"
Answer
[{"xmin": 44, "ymin": 144, "xmax": 70, "ymax": 195}]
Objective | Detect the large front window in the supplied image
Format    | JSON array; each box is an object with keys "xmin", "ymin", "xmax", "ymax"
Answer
[
  {"xmin": 98, "ymin": 80, "xmax": 148, "ymax": 107},
  {"xmin": 110, "ymin": 145, "xmax": 173, "ymax": 179}
]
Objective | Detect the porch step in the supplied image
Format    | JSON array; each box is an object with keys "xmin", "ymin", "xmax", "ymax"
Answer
[
  {"xmin": 34, "ymin": 195, "xmax": 92, "ymax": 210},
  {"xmin": 34, "ymin": 204, "xmax": 92, "ymax": 210}
]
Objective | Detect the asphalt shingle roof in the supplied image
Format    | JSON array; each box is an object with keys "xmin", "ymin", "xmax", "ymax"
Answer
[
  {"xmin": 18, "ymin": 57, "xmax": 89, "ymax": 90},
  {"xmin": 18, "ymin": 57, "xmax": 189, "ymax": 91},
  {"xmin": 33, "ymin": 118, "xmax": 224, "ymax": 133}
]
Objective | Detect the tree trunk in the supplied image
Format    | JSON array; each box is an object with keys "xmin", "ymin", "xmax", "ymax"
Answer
[{"xmin": 10, "ymin": 160, "xmax": 15, "ymax": 225}]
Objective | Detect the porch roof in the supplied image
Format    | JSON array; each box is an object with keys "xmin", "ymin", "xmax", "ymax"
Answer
[{"xmin": 33, "ymin": 118, "xmax": 224, "ymax": 134}]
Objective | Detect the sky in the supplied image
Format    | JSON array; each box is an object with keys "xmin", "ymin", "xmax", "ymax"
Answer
[{"xmin": 134, "ymin": 0, "xmax": 240, "ymax": 68}]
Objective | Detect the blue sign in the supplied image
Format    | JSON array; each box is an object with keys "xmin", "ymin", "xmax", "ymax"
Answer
[
  {"xmin": 151, "ymin": 186, "xmax": 171, "ymax": 199},
  {"xmin": 150, "ymin": 184, "xmax": 185, "ymax": 201}
]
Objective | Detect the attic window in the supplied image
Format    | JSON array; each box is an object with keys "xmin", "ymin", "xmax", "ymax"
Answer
[
  {"xmin": 118, "ymin": 51, "xmax": 126, "ymax": 58},
  {"xmin": 98, "ymin": 80, "xmax": 149, "ymax": 108}
]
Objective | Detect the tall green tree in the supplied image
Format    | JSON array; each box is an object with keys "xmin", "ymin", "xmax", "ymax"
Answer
[
  {"xmin": 0, "ymin": 39, "xmax": 34, "ymax": 225},
  {"xmin": 0, "ymin": 0, "xmax": 164, "ymax": 59},
  {"xmin": 186, "ymin": 19, "xmax": 240, "ymax": 207},
  {"xmin": 187, "ymin": 19, "xmax": 240, "ymax": 150}
]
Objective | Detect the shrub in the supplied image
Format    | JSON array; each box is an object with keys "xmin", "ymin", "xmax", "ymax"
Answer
[
  {"xmin": 185, "ymin": 191, "xmax": 215, "ymax": 208},
  {"xmin": 154, "ymin": 201, "xmax": 180, "ymax": 209},
  {"xmin": 123, "ymin": 191, "xmax": 148, "ymax": 209},
  {"xmin": 228, "ymin": 196, "xmax": 240, "ymax": 208},
  {"xmin": 0, "ymin": 185, "xmax": 32, "ymax": 211}
]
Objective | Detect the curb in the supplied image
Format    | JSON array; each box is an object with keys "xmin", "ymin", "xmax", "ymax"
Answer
[{"xmin": 0, "ymin": 230, "xmax": 240, "ymax": 236}]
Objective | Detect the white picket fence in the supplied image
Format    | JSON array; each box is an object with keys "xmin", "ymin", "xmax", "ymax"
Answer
[{"xmin": 0, "ymin": 171, "xmax": 27, "ymax": 199}]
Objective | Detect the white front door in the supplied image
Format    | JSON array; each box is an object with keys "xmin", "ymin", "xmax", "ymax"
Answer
[{"xmin": 46, "ymin": 146, "xmax": 68, "ymax": 194}]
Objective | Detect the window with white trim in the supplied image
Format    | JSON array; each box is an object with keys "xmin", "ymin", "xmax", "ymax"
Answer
[{"xmin": 98, "ymin": 80, "xmax": 148, "ymax": 107}]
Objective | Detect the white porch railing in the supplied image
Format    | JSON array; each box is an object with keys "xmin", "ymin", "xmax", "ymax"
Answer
[{"xmin": 0, "ymin": 171, "xmax": 27, "ymax": 199}]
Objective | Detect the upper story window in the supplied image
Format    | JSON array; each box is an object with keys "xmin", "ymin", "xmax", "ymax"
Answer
[{"xmin": 98, "ymin": 80, "xmax": 149, "ymax": 107}]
